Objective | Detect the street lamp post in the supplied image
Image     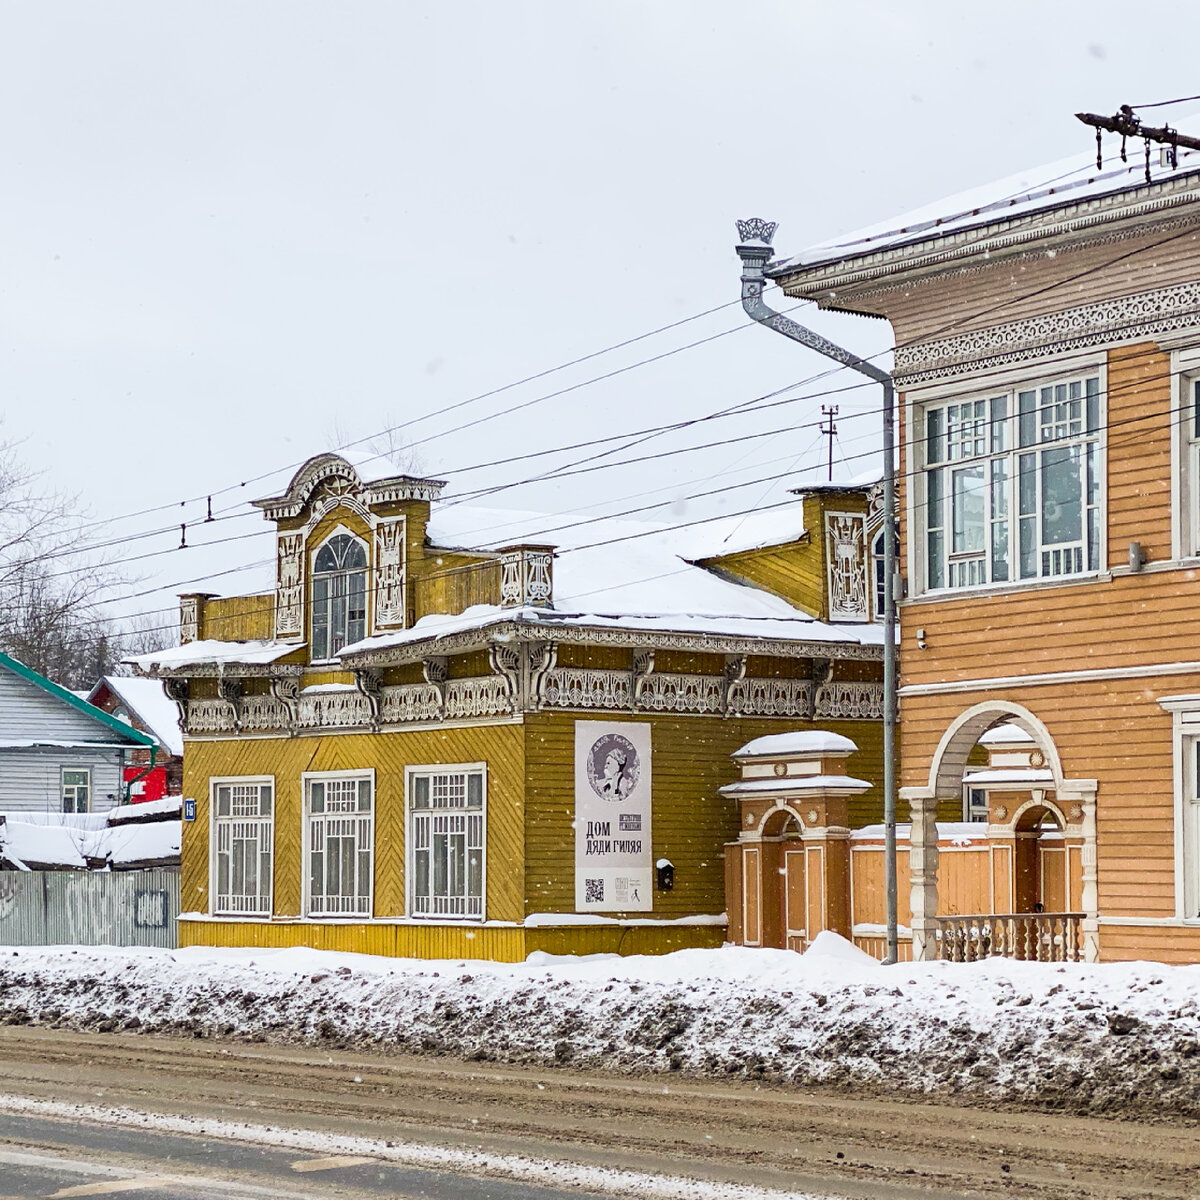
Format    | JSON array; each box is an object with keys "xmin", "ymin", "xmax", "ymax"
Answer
[{"xmin": 734, "ymin": 218, "xmax": 899, "ymax": 964}]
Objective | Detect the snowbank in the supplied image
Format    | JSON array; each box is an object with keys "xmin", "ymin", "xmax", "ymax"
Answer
[{"xmin": 0, "ymin": 934, "xmax": 1196, "ymax": 1118}]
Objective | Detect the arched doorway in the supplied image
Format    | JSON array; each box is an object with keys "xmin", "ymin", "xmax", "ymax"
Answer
[{"xmin": 759, "ymin": 808, "xmax": 805, "ymax": 952}]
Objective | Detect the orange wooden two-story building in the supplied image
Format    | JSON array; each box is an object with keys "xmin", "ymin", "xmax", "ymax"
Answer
[{"xmin": 765, "ymin": 127, "xmax": 1200, "ymax": 963}]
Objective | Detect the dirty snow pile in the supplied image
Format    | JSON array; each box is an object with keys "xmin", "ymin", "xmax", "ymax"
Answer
[{"xmin": 0, "ymin": 933, "xmax": 1197, "ymax": 1117}]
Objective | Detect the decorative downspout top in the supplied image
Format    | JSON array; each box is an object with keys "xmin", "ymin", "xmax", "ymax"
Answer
[
  {"xmin": 735, "ymin": 217, "xmax": 777, "ymax": 246},
  {"xmin": 735, "ymin": 217, "xmax": 778, "ymax": 278}
]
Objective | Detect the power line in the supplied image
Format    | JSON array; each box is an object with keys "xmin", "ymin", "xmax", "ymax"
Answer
[
  {"xmin": 41, "ymin": 183, "xmax": 1200, "ymax": 613},
  {"xmin": 63, "ymin": 147, "xmax": 1147, "ymax": 548}
]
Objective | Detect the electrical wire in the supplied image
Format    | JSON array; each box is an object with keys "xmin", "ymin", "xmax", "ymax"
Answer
[{"xmin": 56, "ymin": 144, "xmax": 1152, "ymax": 547}]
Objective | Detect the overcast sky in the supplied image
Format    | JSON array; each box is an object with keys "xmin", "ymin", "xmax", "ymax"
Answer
[{"xmin": 2, "ymin": 2, "xmax": 1196, "ymax": 630}]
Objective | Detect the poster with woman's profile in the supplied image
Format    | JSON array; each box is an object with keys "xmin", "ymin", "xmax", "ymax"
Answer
[{"xmin": 574, "ymin": 720, "xmax": 653, "ymax": 912}]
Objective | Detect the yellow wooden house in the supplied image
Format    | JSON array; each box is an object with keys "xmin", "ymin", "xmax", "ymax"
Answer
[{"xmin": 130, "ymin": 452, "xmax": 887, "ymax": 960}]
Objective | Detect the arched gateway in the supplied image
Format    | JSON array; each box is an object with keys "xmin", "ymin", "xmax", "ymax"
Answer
[{"xmin": 901, "ymin": 700, "xmax": 1099, "ymax": 963}]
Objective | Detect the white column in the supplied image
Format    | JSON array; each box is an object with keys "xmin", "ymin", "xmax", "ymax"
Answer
[
  {"xmin": 1061, "ymin": 780, "xmax": 1099, "ymax": 962},
  {"xmin": 902, "ymin": 787, "xmax": 940, "ymax": 961}
]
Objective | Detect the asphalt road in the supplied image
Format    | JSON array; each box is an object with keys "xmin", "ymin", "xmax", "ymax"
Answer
[
  {"xmin": 0, "ymin": 1109, "xmax": 625, "ymax": 1200},
  {"xmin": 0, "ymin": 1026, "xmax": 1195, "ymax": 1200}
]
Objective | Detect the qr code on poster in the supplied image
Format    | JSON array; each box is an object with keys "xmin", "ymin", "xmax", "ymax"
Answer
[{"xmin": 584, "ymin": 878, "xmax": 604, "ymax": 904}]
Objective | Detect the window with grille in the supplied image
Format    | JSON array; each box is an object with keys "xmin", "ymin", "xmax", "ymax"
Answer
[
  {"xmin": 407, "ymin": 766, "xmax": 485, "ymax": 920},
  {"xmin": 62, "ymin": 768, "xmax": 90, "ymax": 814},
  {"xmin": 212, "ymin": 778, "xmax": 274, "ymax": 916},
  {"xmin": 311, "ymin": 532, "xmax": 368, "ymax": 661},
  {"xmin": 920, "ymin": 374, "xmax": 1101, "ymax": 592},
  {"xmin": 306, "ymin": 773, "xmax": 373, "ymax": 917}
]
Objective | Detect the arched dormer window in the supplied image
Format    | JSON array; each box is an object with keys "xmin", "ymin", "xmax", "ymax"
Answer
[{"xmin": 312, "ymin": 533, "xmax": 368, "ymax": 660}]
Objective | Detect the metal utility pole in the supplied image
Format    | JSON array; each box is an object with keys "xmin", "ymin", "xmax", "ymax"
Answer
[
  {"xmin": 734, "ymin": 218, "xmax": 899, "ymax": 964},
  {"xmin": 820, "ymin": 405, "xmax": 839, "ymax": 481}
]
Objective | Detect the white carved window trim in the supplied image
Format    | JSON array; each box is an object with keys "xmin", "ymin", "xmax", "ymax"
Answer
[
  {"xmin": 911, "ymin": 364, "xmax": 1106, "ymax": 597},
  {"xmin": 210, "ymin": 775, "xmax": 275, "ymax": 917},
  {"xmin": 405, "ymin": 763, "xmax": 487, "ymax": 922},
  {"xmin": 303, "ymin": 769, "xmax": 375, "ymax": 918},
  {"xmin": 372, "ymin": 517, "xmax": 407, "ymax": 631},
  {"xmin": 824, "ymin": 511, "xmax": 868, "ymax": 623},
  {"xmin": 274, "ymin": 531, "xmax": 305, "ymax": 640},
  {"xmin": 310, "ymin": 526, "xmax": 370, "ymax": 663},
  {"xmin": 61, "ymin": 767, "xmax": 90, "ymax": 814}
]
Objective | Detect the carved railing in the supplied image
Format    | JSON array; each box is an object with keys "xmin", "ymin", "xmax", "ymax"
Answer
[{"xmin": 936, "ymin": 912, "xmax": 1084, "ymax": 963}]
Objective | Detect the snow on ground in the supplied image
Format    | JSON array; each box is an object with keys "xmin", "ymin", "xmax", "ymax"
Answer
[{"xmin": 0, "ymin": 932, "xmax": 1196, "ymax": 1118}]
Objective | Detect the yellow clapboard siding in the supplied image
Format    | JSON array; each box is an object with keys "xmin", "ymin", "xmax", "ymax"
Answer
[
  {"xmin": 201, "ymin": 594, "xmax": 274, "ymax": 642},
  {"xmin": 522, "ymin": 712, "xmax": 886, "ymax": 919},
  {"xmin": 179, "ymin": 919, "xmax": 724, "ymax": 960},
  {"xmin": 183, "ymin": 723, "xmax": 526, "ymax": 924}
]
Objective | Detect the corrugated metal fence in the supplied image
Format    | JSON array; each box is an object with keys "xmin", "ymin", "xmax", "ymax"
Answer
[{"xmin": 0, "ymin": 870, "xmax": 179, "ymax": 948}]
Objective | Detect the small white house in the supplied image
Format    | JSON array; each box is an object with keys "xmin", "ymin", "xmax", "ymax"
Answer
[{"xmin": 0, "ymin": 650, "xmax": 156, "ymax": 814}]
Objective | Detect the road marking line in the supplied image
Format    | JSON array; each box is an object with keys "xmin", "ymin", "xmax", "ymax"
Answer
[
  {"xmin": 290, "ymin": 1154, "xmax": 377, "ymax": 1173},
  {"xmin": 50, "ymin": 1181, "xmax": 167, "ymax": 1198}
]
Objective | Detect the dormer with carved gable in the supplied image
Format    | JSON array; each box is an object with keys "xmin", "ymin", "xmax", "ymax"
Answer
[{"xmin": 250, "ymin": 453, "xmax": 446, "ymax": 660}]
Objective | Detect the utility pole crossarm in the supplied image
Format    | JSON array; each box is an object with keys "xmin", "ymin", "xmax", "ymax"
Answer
[{"xmin": 1075, "ymin": 109, "xmax": 1200, "ymax": 153}]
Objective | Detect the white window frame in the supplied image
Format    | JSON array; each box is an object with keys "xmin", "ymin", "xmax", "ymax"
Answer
[
  {"xmin": 61, "ymin": 767, "xmax": 90, "ymax": 814},
  {"xmin": 405, "ymin": 763, "xmax": 487, "ymax": 922},
  {"xmin": 210, "ymin": 775, "xmax": 275, "ymax": 918},
  {"xmin": 963, "ymin": 783, "xmax": 989, "ymax": 823},
  {"xmin": 1170, "ymin": 347, "xmax": 1200, "ymax": 561},
  {"xmin": 302, "ymin": 769, "xmax": 375, "ymax": 918},
  {"xmin": 1159, "ymin": 695, "xmax": 1200, "ymax": 922},
  {"xmin": 908, "ymin": 363, "xmax": 1107, "ymax": 597},
  {"xmin": 310, "ymin": 526, "xmax": 369, "ymax": 664}
]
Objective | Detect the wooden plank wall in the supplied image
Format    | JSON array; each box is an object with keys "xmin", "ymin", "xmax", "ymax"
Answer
[
  {"xmin": 879, "ymin": 229, "xmax": 1200, "ymax": 344},
  {"xmin": 202, "ymin": 594, "xmax": 274, "ymax": 642}
]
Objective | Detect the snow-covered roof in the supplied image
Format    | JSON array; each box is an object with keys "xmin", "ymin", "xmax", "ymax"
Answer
[
  {"xmin": 127, "ymin": 639, "xmax": 300, "ymax": 674},
  {"xmin": 89, "ymin": 676, "xmax": 184, "ymax": 758},
  {"xmin": 106, "ymin": 796, "xmax": 182, "ymax": 825},
  {"xmin": 978, "ymin": 724, "xmax": 1036, "ymax": 746},
  {"xmin": 0, "ymin": 807, "xmax": 180, "ymax": 870},
  {"xmin": 342, "ymin": 605, "xmax": 881, "ymax": 661},
  {"xmin": 776, "ymin": 125, "xmax": 1200, "ymax": 273},
  {"xmin": 732, "ymin": 731, "xmax": 859, "ymax": 759},
  {"xmin": 368, "ymin": 502, "xmax": 883, "ymax": 653}
]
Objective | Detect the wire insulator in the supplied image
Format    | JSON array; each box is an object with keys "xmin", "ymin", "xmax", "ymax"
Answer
[{"xmin": 179, "ymin": 523, "xmax": 187, "ymax": 550}]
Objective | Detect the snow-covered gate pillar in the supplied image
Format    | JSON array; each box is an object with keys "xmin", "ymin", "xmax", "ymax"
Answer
[{"xmin": 720, "ymin": 732, "xmax": 871, "ymax": 951}]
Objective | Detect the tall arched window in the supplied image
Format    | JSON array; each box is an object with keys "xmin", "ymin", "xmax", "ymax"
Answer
[{"xmin": 311, "ymin": 533, "xmax": 367, "ymax": 660}]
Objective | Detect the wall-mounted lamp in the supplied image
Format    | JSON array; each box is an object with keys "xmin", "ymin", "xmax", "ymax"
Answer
[
  {"xmin": 916, "ymin": 628, "xmax": 928, "ymax": 650},
  {"xmin": 656, "ymin": 858, "xmax": 675, "ymax": 891}
]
